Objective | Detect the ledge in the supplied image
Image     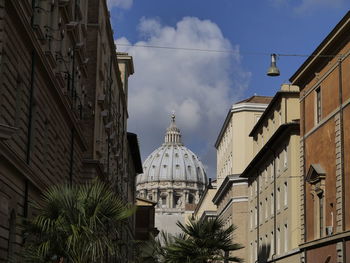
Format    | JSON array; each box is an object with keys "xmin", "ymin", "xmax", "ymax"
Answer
[{"xmin": 300, "ymin": 230, "xmax": 350, "ymax": 250}]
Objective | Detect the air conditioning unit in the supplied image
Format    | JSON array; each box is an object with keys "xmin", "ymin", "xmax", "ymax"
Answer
[{"xmin": 325, "ymin": 226, "xmax": 333, "ymax": 236}]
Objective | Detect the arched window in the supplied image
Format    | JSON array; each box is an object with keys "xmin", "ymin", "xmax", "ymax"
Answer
[{"xmin": 188, "ymin": 194, "xmax": 194, "ymax": 204}]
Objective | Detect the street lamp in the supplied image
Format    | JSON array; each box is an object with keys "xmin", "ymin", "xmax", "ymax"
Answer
[{"xmin": 267, "ymin": 53, "xmax": 280, "ymax": 77}]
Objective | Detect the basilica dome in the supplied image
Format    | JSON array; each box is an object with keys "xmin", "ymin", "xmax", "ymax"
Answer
[
  {"xmin": 136, "ymin": 115, "xmax": 207, "ymax": 185},
  {"xmin": 136, "ymin": 114, "xmax": 207, "ymax": 215}
]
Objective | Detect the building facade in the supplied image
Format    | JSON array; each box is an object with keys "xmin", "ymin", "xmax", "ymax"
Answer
[
  {"xmin": 0, "ymin": 0, "xmax": 139, "ymax": 261},
  {"xmin": 193, "ymin": 178, "xmax": 217, "ymax": 222},
  {"xmin": 241, "ymin": 84, "xmax": 301, "ymax": 263},
  {"xmin": 135, "ymin": 197, "xmax": 158, "ymax": 241},
  {"xmin": 213, "ymin": 96, "xmax": 271, "ymax": 262},
  {"xmin": 290, "ymin": 11, "xmax": 350, "ymax": 263},
  {"xmin": 136, "ymin": 114, "xmax": 208, "ymax": 235}
]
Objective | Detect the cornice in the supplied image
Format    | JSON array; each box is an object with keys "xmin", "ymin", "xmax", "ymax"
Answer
[
  {"xmin": 215, "ymin": 102, "xmax": 268, "ymax": 148},
  {"xmin": 212, "ymin": 174, "xmax": 247, "ymax": 205},
  {"xmin": 0, "ymin": 141, "xmax": 45, "ymax": 191},
  {"xmin": 290, "ymin": 11, "xmax": 350, "ymax": 86}
]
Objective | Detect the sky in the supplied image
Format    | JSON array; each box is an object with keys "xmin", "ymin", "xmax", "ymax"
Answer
[{"xmin": 107, "ymin": 0, "xmax": 349, "ymax": 178}]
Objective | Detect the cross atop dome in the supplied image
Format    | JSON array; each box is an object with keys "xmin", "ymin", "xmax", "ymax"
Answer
[{"xmin": 164, "ymin": 112, "xmax": 183, "ymax": 145}]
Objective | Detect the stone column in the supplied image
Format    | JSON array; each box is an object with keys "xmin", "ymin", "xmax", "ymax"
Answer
[
  {"xmin": 195, "ymin": 191, "xmax": 200, "ymax": 204},
  {"xmin": 152, "ymin": 189, "xmax": 158, "ymax": 202},
  {"xmin": 184, "ymin": 190, "xmax": 189, "ymax": 203}
]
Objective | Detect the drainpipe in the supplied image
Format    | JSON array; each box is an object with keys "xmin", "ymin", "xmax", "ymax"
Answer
[
  {"xmin": 256, "ymin": 170, "xmax": 260, "ymax": 262},
  {"xmin": 302, "ymin": 91, "xmax": 307, "ymax": 262},
  {"xmin": 337, "ymin": 57, "xmax": 345, "ymax": 233},
  {"xmin": 26, "ymin": 51, "xmax": 36, "ymax": 164},
  {"xmin": 24, "ymin": 50, "xmax": 36, "ymax": 219},
  {"xmin": 107, "ymin": 57, "xmax": 113, "ymax": 179},
  {"xmin": 338, "ymin": 57, "xmax": 346, "ymax": 263}
]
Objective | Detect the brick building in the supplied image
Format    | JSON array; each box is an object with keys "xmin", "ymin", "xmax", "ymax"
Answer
[
  {"xmin": 290, "ymin": 11, "xmax": 350, "ymax": 263},
  {"xmin": 0, "ymin": 0, "xmax": 140, "ymax": 262}
]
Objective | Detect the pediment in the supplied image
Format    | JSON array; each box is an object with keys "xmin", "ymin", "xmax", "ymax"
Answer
[{"xmin": 306, "ymin": 164, "xmax": 326, "ymax": 184}]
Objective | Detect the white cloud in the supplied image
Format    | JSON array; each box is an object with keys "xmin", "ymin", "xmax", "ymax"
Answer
[
  {"xmin": 116, "ymin": 17, "xmax": 251, "ymax": 177},
  {"xmin": 107, "ymin": 0, "xmax": 133, "ymax": 9}
]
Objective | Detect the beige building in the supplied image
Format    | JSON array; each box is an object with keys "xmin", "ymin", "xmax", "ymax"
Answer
[
  {"xmin": 213, "ymin": 96, "xmax": 271, "ymax": 262},
  {"xmin": 241, "ymin": 84, "xmax": 301, "ymax": 263},
  {"xmin": 193, "ymin": 179, "xmax": 217, "ymax": 221}
]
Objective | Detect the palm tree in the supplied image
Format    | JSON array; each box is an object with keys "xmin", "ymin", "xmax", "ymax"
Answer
[
  {"xmin": 22, "ymin": 180, "xmax": 135, "ymax": 263},
  {"xmin": 164, "ymin": 217, "xmax": 243, "ymax": 263}
]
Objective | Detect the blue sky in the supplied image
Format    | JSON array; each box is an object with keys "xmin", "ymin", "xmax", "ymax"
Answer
[{"xmin": 108, "ymin": 0, "xmax": 349, "ymax": 178}]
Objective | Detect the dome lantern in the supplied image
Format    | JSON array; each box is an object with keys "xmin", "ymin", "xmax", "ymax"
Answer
[{"xmin": 164, "ymin": 112, "xmax": 182, "ymax": 145}]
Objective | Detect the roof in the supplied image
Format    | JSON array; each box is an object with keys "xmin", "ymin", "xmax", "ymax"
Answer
[
  {"xmin": 290, "ymin": 11, "xmax": 350, "ymax": 87},
  {"xmin": 249, "ymin": 87, "xmax": 299, "ymax": 137},
  {"xmin": 241, "ymin": 122, "xmax": 299, "ymax": 179},
  {"xmin": 235, "ymin": 95, "xmax": 273, "ymax": 104},
  {"xmin": 127, "ymin": 132, "xmax": 143, "ymax": 174},
  {"xmin": 214, "ymin": 96, "xmax": 272, "ymax": 148},
  {"xmin": 136, "ymin": 197, "xmax": 157, "ymax": 206}
]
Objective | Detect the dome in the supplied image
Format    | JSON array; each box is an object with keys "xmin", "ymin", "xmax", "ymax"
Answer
[
  {"xmin": 136, "ymin": 114, "xmax": 207, "ymax": 186},
  {"xmin": 136, "ymin": 114, "xmax": 208, "ymax": 235}
]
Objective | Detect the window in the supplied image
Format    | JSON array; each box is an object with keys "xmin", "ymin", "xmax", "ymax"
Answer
[
  {"xmin": 270, "ymin": 163, "xmax": 274, "ymax": 182},
  {"xmin": 277, "ymin": 187, "xmax": 280, "ymax": 211},
  {"xmin": 259, "ymin": 175, "xmax": 262, "ymax": 192},
  {"xmin": 315, "ymin": 87, "xmax": 321, "ymax": 124},
  {"xmin": 283, "ymin": 146, "xmax": 288, "ymax": 168},
  {"xmin": 250, "ymin": 242, "xmax": 253, "ymax": 263},
  {"xmin": 284, "ymin": 182, "xmax": 288, "ymax": 207},
  {"xmin": 270, "ymin": 231, "xmax": 274, "ymax": 258},
  {"xmin": 277, "ymin": 227, "xmax": 281, "ymax": 254},
  {"xmin": 259, "ymin": 202, "xmax": 263, "ymax": 224},
  {"xmin": 254, "ymin": 206, "xmax": 257, "ymax": 226},
  {"xmin": 319, "ymin": 193, "xmax": 324, "ymax": 238},
  {"xmin": 284, "ymin": 224, "xmax": 288, "ymax": 252},
  {"xmin": 162, "ymin": 196, "xmax": 167, "ymax": 206},
  {"xmin": 279, "ymin": 111, "xmax": 282, "ymax": 125},
  {"xmin": 188, "ymin": 194, "xmax": 194, "ymax": 204},
  {"xmin": 306, "ymin": 164, "xmax": 326, "ymax": 238},
  {"xmin": 254, "ymin": 181, "xmax": 257, "ymax": 194},
  {"xmin": 271, "ymin": 193, "xmax": 274, "ymax": 216},
  {"xmin": 250, "ymin": 210, "xmax": 253, "ymax": 229},
  {"xmin": 254, "ymin": 240, "xmax": 257, "ymax": 261},
  {"xmin": 276, "ymin": 154, "xmax": 280, "ymax": 175}
]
